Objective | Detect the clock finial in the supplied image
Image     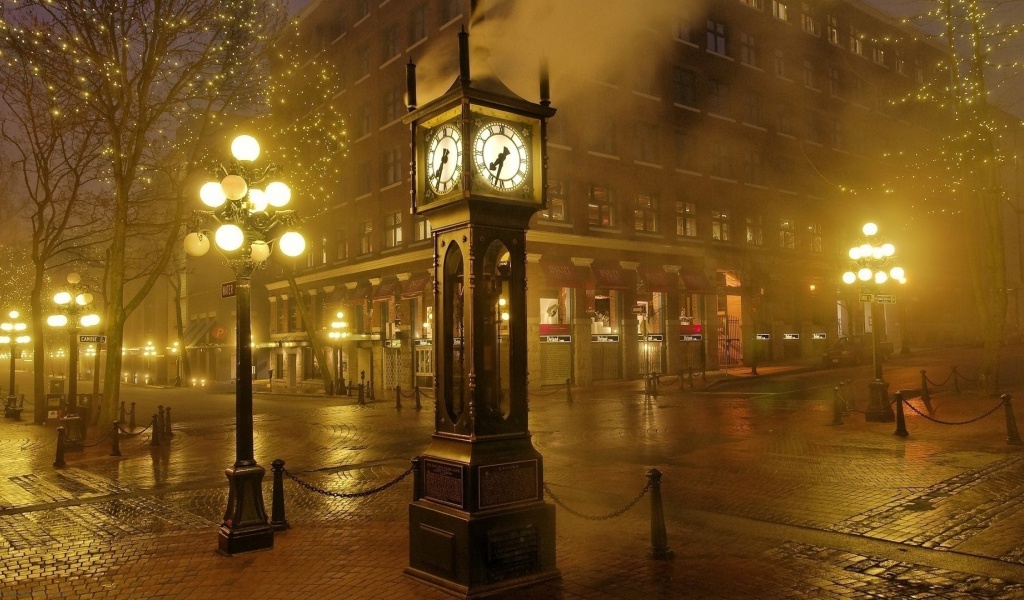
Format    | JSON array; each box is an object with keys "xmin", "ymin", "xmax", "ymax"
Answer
[
  {"xmin": 459, "ymin": 26, "xmax": 470, "ymax": 86},
  {"xmin": 406, "ymin": 59, "xmax": 417, "ymax": 112},
  {"xmin": 540, "ymin": 57, "xmax": 550, "ymax": 107}
]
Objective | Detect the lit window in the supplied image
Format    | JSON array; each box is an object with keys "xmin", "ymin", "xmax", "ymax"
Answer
[
  {"xmin": 772, "ymin": 1, "xmax": 789, "ymax": 21},
  {"xmin": 634, "ymin": 194, "xmax": 658, "ymax": 233},
  {"xmin": 779, "ymin": 218, "xmax": 796, "ymax": 249},
  {"xmin": 359, "ymin": 220, "xmax": 373, "ymax": 254},
  {"xmin": 712, "ymin": 210, "xmax": 731, "ymax": 242},
  {"xmin": 542, "ymin": 180, "xmax": 569, "ymax": 222},
  {"xmin": 384, "ymin": 212, "xmax": 402, "ymax": 248},
  {"xmin": 588, "ymin": 185, "xmax": 616, "ymax": 228},
  {"xmin": 746, "ymin": 215, "xmax": 763, "ymax": 246},
  {"xmin": 676, "ymin": 202, "xmax": 697, "ymax": 237}
]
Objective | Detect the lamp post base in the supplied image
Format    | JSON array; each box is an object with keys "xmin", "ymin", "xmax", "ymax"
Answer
[
  {"xmin": 218, "ymin": 463, "xmax": 274, "ymax": 555},
  {"xmin": 865, "ymin": 380, "xmax": 893, "ymax": 422}
]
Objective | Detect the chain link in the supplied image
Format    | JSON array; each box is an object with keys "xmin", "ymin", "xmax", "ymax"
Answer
[
  {"xmin": 924, "ymin": 371, "xmax": 954, "ymax": 388},
  {"xmin": 542, "ymin": 480, "xmax": 650, "ymax": 521},
  {"xmin": 82, "ymin": 430, "xmax": 112, "ymax": 447},
  {"xmin": 529, "ymin": 386, "xmax": 565, "ymax": 397},
  {"xmin": 655, "ymin": 375, "xmax": 681, "ymax": 385},
  {"xmin": 417, "ymin": 388, "xmax": 435, "ymax": 398},
  {"xmin": 284, "ymin": 466, "xmax": 413, "ymax": 499},
  {"xmin": 116, "ymin": 423, "xmax": 152, "ymax": 437},
  {"xmin": 901, "ymin": 397, "xmax": 1004, "ymax": 425},
  {"xmin": 397, "ymin": 388, "xmax": 417, "ymax": 398}
]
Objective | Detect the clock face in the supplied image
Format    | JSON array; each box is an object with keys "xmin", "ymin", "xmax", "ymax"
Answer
[
  {"xmin": 473, "ymin": 121, "xmax": 530, "ymax": 192},
  {"xmin": 426, "ymin": 123, "xmax": 462, "ymax": 196}
]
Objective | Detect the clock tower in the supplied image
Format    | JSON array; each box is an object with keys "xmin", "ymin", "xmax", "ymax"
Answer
[{"xmin": 403, "ymin": 30, "xmax": 559, "ymax": 597}]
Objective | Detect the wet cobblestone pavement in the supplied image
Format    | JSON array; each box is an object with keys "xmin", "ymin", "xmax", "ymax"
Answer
[{"xmin": 2, "ymin": 347, "xmax": 1024, "ymax": 597}]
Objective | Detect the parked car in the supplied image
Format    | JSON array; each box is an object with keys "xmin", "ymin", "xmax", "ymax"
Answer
[{"xmin": 822, "ymin": 335, "xmax": 892, "ymax": 367}]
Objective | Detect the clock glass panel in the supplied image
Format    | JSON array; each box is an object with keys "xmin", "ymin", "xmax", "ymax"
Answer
[
  {"xmin": 473, "ymin": 121, "xmax": 529, "ymax": 192},
  {"xmin": 426, "ymin": 123, "xmax": 462, "ymax": 196}
]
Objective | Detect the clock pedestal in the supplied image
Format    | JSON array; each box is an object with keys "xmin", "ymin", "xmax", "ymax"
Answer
[{"xmin": 404, "ymin": 31, "xmax": 559, "ymax": 598}]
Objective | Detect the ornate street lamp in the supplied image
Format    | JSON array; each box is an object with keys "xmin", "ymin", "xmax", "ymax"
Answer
[
  {"xmin": 183, "ymin": 134, "xmax": 305, "ymax": 555},
  {"xmin": 170, "ymin": 340, "xmax": 182, "ymax": 386},
  {"xmin": 842, "ymin": 223, "xmax": 906, "ymax": 422},
  {"xmin": 328, "ymin": 311, "xmax": 348, "ymax": 395},
  {"xmin": 47, "ymin": 273, "xmax": 100, "ymax": 422},
  {"xmin": 1, "ymin": 310, "xmax": 30, "ymax": 416}
]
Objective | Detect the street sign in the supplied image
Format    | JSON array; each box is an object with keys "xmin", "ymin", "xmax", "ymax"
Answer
[
  {"xmin": 631, "ymin": 306, "xmax": 646, "ymax": 314},
  {"xmin": 812, "ymin": 332, "xmax": 827, "ymax": 340},
  {"xmin": 79, "ymin": 335, "xmax": 107, "ymax": 344},
  {"xmin": 859, "ymin": 293, "xmax": 874, "ymax": 303},
  {"xmin": 755, "ymin": 333, "xmax": 771, "ymax": 340},
  {"xmin": 783, "ymin": 333, "xmax": 800, "ymax": 340},
  {"xmin": 221, "ymin": 281, "xmax": 237, "ymax": 298},
  {"xmin": 876, "ymin": 294, "xmax": 896, "ymax": 304},
  {"xmin": 680, "ymin": 334, "xmax": 703, "ymax": 342}
]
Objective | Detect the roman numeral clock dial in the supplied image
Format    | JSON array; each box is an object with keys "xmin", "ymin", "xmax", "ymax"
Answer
[
  {"xmin": 426, "ymin": 123, "xmax": 463, "ymax": 196},
  {"xmin": 473, "ymin": 121, "xmax": 530, "ymax": 192}
]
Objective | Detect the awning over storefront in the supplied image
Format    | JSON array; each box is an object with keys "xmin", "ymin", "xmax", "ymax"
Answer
[
  {"xmin": 328, "ymin": 286, "xmax": 347, "ymax": 303},
  {"xmin": 592, "ymin": 267, "xmax": 632, "ymax": 290},
  {"xmin": 373, "ymin": 279, "xmax": 402, "ymax": 300},
  {"xmin": 183, "ymin": 317, "xmax": 215, "ymax": 347},
  {"xmin": 541, "ymin": 261, "xmax": 584, "ymax": 288},
  {"xmin": 679, "ymin": 271, "xmax": 712, "ymax": 291},
  {"xmin": 401, "ymin": 274, "xmax": 432, "ymax": 298},
  {"xmin": 639, "ymin": 270, "xmax": 678, "ymax": 293}
]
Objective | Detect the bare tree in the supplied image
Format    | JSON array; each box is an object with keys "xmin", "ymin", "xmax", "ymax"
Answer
[{"xmin": 1, "ymin": 0, "xmax": 288, "ymax": 424}]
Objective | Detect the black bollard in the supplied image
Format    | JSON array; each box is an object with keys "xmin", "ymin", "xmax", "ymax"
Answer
[
  {"xmin": 110, "ymin": 421, "xmax": 122, "ymax": 456},
  {"xmin": 357, "ymin": 383, "xmax": 365, "ymax": 406},
  {"xmin": 271, "ymin": 459, "xmax": 290, "ymax": 531},
  {"xmin": 831, "ymin": 387, "xmax": 843, "ymax": 426},
  {"xmin": 164, "ymin": 407, "xmax": 172, "ymax": 438},
  {"xmin": 894, "ymin": 392, "xmax": 909, "ymax": 437},
  {"xmin": 646, "ymin": 468, "xmax": 674, "ymax": 560},
  {"xmin": 953, "ymin": 366, "xmax": 961, "ymax": 395},
  {"xmin": 396, "ymin": 385, "xmax": 402, "ymax": 410},
  {"xmin": 150, "ymin": 414, "xmax": 162, "ymax": 446},
  {"xmin": 411, "ymin": 456, "xmax": 423, "ymax": 502},
  {"xmin": 118, "ymin": 400, "xmax": 126, "ymax": 424},
  {"xmin": 1003, "ymin": 394, "xmax": 1022, "ymax": 445},
  {"xmin": 157, "ymin": 405, "xmax": 165, "ymax": 439},
  {"xmin": 342, "ymin": 377, "xmax": 349, "ymax": 397},
  {"xmin": 565, "ymin": 378, "xmax": 573, "ymax": 405},
  {"xmin": 920, "ymin": 370, "xmax": 930, "ymax": 404},
  {"xmin": 129, "ymin": 402, "xmax": 136, "ymax": 430},
  {"xmin": 415, "ymin": 386, "xmax": 422, "ymax": 410},
  {"xmin": 53, "ymin": 426, "xmax": 67, "ymax": 468}
]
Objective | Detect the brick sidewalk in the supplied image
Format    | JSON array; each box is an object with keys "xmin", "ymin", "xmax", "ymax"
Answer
[{"xmin": 2, "ymin": 347, "xmax": 1024, "ymax": 598}]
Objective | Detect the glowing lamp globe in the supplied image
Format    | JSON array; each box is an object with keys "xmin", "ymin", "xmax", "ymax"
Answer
[
  {"xmin": 184, "ymin": 232, "xmax": 211, "ymax": 256},
  {"xmin": 81, "ymin": 314, "xmax": 100, "ymax": 327},
  {"xmin": 250, "ymin": 241, "xmax": 271, "ymax": 263},
  {"xmin": 890, "ymin": 266, "xmax": 905, "ymax": 281},
  {"xmin": 248, "ymin": 189, "xmax": 268, "ymax": 212},
  {"xmin": 871, "ymin": 247, "xmax": 884, "ymax": 260},
  {"xmin": 8, "ymin": 310, "xmax": 19, "ymax": 319},
  {"xmin": 265, "ymin": 181, "xmax": 291, "ymax": 207},
  {"xmin": 0, "ymin": 336, "xmax": 7, "ymax": 344},
  {"xmin": 75, "ymin": 292, "xmax": 93, "ymax": 306},
  {"xmin": 221, "ymin": 175, "xmax": 248, "ymax": 201},
  {"xmin": 215, "ymin": 224, "xmax": 245, "ymax": 251},
  {"xmin": 857, "ymin": 268, "xmax": 872, "ymax": 282},
  {"xmin": 14, "ymin": 323, "xmax": 26, "ymax": 331},
  {"xmin": 66, "ymin": 272, "xmax": 81, "ymax": 285},
  {"xmin": 54, "ymin": 291, "xmax": 72, "ymax": 305},
  {"xmin": 231, "ymin": 135, "xmax": 261, "ymax": 162},
  {"xmin": 47, "ymin": 314, "xmax": 68, "ymax": 327},
  {"xmin": 200, "ymin": 181, "xmax": 227, "ymax": 207},
  {"xmin": 842, "ymin": 272, "xmax": 856, "ymax": 285},
  {"xmin": 862, "ymin": 222, "xmax": 878, "ymax": 236},
  {"xmin": 16, "ymin": 335, "xmax": 29, "ymax": 344},
  {"xmin": 278, "ymin": 231, "xmax": 306, "ymax": 257},
  {"xmin": 848, "ymin": 247, "xmax": 862, "ymax": 260},
  {"xmin": 874, "ymin": 271, "xmax": 888, "ymax": 284},
  {"xmin": 881, "ymin": 243, "xmax": 895, "ymax": 256}
]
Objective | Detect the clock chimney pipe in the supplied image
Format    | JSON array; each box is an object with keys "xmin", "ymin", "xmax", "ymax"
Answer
[
  {"xmin": 540, "ymin": 57, "xmax": 550, "ymax": 107},
  {"xmin": 406, "ymin": 59, "xmax": 417, "ymax": 112},
  {"xmin": 459, "ymin": 27, "xmax": 470, "ymax": 85}
]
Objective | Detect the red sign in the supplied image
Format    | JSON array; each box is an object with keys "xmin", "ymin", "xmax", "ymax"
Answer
[
  {"xmin": 680, "ymin": 324, "xmax": 703, "ymax": 335},
  {"xmin": 539, "ymin": 323, "xmax": 572, "ymax": 335},
  {"xmin": 211, "ymin": 324, "xmax": 228, "ymax": 341}
]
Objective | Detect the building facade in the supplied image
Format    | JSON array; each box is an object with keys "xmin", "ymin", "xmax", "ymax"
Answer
[{"xmin": 180, "ymin": 0, "xmax": 1024, "ymax": 392}]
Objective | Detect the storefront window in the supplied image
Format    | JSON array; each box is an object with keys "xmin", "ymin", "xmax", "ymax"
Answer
[
  {"xmin": 539, "ymin": 288, "xmax": 570, "ymax": 334},
  {"xmin": 591, "ymin": 291, "xmax": 620, "ymax": 334}
]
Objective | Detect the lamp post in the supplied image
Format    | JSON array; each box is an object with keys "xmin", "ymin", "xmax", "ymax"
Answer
[
  {"xmin": 47, "ymin": 273, "xmax": 100, "ymax": 418},
  {"xmin": 842, "ymin": 222, "xmax": 906, "ymax": 422},
  {"xmin": 1, "ymin": 310, "xmax": 30, "ymax": 411},
  {"xmin": 143, "ymin": 341, "xmax": 156, "ymax": 384},
  {"xmin": 328, "ymin": 311, "xmax": 348, "ymax": 395},
  {"xmin": 171, "ymin": 340, "xmax": 181, "ymax": 386},
  {"xmin": 183, "ymin": 134, "xmax": 305, "ymax": 555}
]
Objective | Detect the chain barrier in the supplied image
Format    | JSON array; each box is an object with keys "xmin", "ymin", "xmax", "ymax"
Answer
[
  {"xmin": 417, "ymin": 387, "xmax": 435, "ymax": 398},
  {"xmin": 923, "ymin": 370, "xmax": 954, "ymax": 388},
  {"xmin": 655, "ymin": 375, "xmax": 681, "ymax": 386},
  {"xmin": 283, "ymin": 465, "xmax": 413, "ymax": 499},
  {"xmin": 116, "ymin": 423, "xmax": 152, "ymax": 437},
  {"xmin": 838, "ymin": 381, "xmax": 866, "ymax": 414},
  {"xmin": 901, "ymin": 397, "xmax": 1004, "ymax": 425},
  {"xmin": 397, "ymin": 387, "xmax": 417, "ymax": 398},
  {"xmin": 542, "ymin": 480, "xmax": 650, "ymax": 521},
  {"xmin": 20, "ymin": 394, "xmax": 32, "ymax": 406},
  {"xmin": 955, "ymin": 370, "xmax": 980, "ymax": 384},
  {"xmin": 82, "ymin": 430, "xmax": 112, "ymax": 448}
]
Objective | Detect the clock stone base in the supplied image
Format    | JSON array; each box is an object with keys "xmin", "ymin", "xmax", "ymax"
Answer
[{"xmin": 407, "ymin": 500, "xmax": 558, "ymax": 598}]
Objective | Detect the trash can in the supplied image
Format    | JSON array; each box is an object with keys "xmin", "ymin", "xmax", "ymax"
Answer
[{"xmin": 49, "ymin": 379, "xmax": 65, "ymax": 394}]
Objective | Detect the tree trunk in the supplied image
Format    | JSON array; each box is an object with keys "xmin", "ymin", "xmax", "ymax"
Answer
[{"xmin": 285, "ymin": 268, "xmax": 334, "ymax": 395}]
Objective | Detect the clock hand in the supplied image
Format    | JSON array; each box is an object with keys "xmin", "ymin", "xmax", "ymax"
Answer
[
  {"xmin": 433, "ymin": 147, "xmax": 450, "ymax": 181},
  {"xmin": 488, "ymin": 146, "xmax": 510, "ymax": 182}
]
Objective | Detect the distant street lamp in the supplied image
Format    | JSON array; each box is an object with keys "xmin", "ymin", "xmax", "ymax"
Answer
[
  {"xmin": 143, "ymin": 340, "xmax": 156, "ymax": 384},
  {"xmin": 842, "ymin": 223, "xmax": 906, "ymax": 422},
  {"xmin": 183, "ymin": 134, "xmax": 304, "ymax": 555},
  {"xmin": 328, "ymin": 311, "xmax": 348, "ymax": 395},
  {"xmin": 1, "ymin": 310, "xmax": 30, "ymax": 414},
  {"xmin": 47, "ymin": 273, "xmax": 100, "ymax": 420},
  {"xmin": 170, "ymin": 340, "xmax": 182, "ymax": 386}
]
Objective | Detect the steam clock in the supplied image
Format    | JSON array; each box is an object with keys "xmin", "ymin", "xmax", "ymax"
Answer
[{"xmin": 403, "ymin": 31, "xmax": 559, "ymax": 597}]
